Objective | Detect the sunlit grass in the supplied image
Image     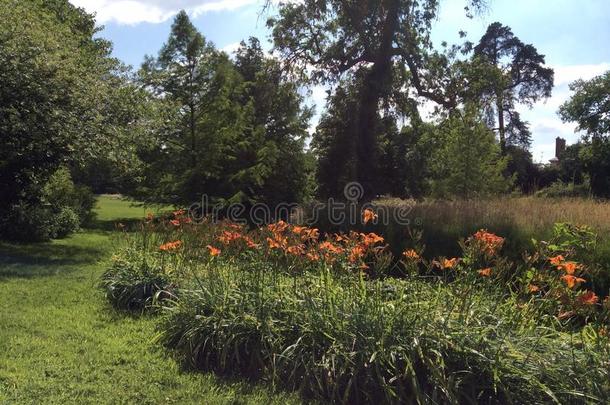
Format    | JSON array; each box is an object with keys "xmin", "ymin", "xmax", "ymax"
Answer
[{"xmin": 0, "ymin": 196, "xmax": 300, "ymax": 404}]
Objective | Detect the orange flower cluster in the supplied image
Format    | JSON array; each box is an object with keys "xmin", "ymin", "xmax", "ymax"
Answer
[
  {"xmin": 217, "ymin": 228, "xmax": 258, "ymax": 250},
  {"xmin": 560, "ymin": 274, "xmax": 586, "ymax": 289},
  {"xmin": 159, "ymin": 240, "xmax": 182, "ymax": 251},
  {"xmin": 263, "ymin": 220, "xmax": 386, "ymax": 269},
  {"xmin": 540, "ymin": 254, "xmax": 600, "ymax": 313},
  {"xmin": 471, "ymin": 230, "xmax": 504, "ymax": 256},
  {"xmin": 219, "ymin": 230, "xmax": 243, "ymax": 245},
  {"xmin": 440, "ymin": 257, "xmax": 459, "ymax": 269}
]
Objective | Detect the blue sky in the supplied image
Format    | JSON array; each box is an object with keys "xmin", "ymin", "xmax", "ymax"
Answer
[{"xmin": 70, "ymin": 0, "xmax": 610, "ymax": 162}]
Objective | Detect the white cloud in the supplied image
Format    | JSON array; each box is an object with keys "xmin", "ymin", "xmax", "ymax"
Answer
[
  {"xmin": 221, "ymin": 41, "xmax": 242, "ymax": 55},
  {"xmin": 522, "ymin": 62, "xmax": 609, "ymax": 162},
  {"xmin": 69, "ymin": 0, "xmax": 260, "ymax": 25}
]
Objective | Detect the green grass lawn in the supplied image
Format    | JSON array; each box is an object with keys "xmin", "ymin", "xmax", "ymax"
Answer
[{"xmin": 0, "ymin": 196, "xmax": 300, "ymax": 404}]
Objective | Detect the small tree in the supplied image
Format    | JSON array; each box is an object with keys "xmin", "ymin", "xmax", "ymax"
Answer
[{"xmin": 430, "ymin": 109, "xmax": 511, "ymax": 198}]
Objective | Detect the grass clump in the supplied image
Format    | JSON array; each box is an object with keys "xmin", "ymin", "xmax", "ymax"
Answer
[
  {"xmin": 158, "ymin": 266, "xmax": 609, "ymax": 404},
  {"xmin": 100, "ymin": 245, "xmax": 173, "ymax": 311}
]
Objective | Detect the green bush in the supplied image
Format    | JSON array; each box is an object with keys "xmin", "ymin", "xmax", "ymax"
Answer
[
  {"xmin": 49, "ymin": 206, "xmax": 81, "ymax": 239},
  {"xmin": 535, "ymin": 181, "xmax": 591, "ymax": 198},
  {"xmin": 44, "ymin": 166, "xmax": 96, "ymax": 225},
  {"xmin": 0, "ymin": 202, "xmax": 55, "ymax": 242},
  {"xmin": 101, "ymin": 246, "xmax": 173, "ymax": 311}
]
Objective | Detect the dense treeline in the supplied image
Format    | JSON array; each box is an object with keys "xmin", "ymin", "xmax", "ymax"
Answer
[{"xmin": 1, "ymin": 0, "xmax": 609, "ymax": 241}]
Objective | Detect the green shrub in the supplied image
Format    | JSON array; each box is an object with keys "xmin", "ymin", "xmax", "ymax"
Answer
[
  {"xmin": 49, "ymin": 206, "xmax": 81, "ymax": 239},
  {"xmin": 101, "ymin": 246, "xmax": 173, "ymax": 311},
  {"xmin": 0, "ymin": 202, "xmax": 55, "ymax": 242},
  {"xmin": 44, "ymin": 166, "xmax": 96, "ymax": 225},
  {"xmin": 535, "ymin": 181, "xmax": 591, "ymax": 198},
  {"xmin": 0, "ymin": 167, "xmax": 96, "ymax": 242}
]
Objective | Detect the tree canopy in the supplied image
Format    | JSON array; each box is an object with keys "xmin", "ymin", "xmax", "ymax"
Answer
[
  {"xmin": 0, "ymin": 0, "xmax": 143, "ymax": 239},
  {"xmin": 472, "ymin": 22, "xmax": 554, "ymax": 151},
  {"xmin": 560, "ymin": 71, "xmax": 610, "ymax": 138},
  {"xmin": 269, "ymin": 0, "xmax": 488, "ymax": 198}
]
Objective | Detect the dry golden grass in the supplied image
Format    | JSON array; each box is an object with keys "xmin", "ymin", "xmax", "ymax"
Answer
[{"xmin": 378, "ymin": 196, "xmax": 610, "ymax": 234}]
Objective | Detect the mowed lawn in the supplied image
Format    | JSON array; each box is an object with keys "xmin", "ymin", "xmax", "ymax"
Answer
[{"xmin": 0, "ymin": 196, "xmax": 299, "ymax": 404}]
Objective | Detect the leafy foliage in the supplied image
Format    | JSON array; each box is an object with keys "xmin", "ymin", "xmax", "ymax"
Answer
[
  {"xmin": 0, "ymin": 0, "xmax": 143, "ymax": 240},
  {"xmin": 560, "ymin": 70, "xmax": 610, "ymax": 137},
  {"xmin": 269, "ymin": 0, "xmax": 488, "ymax": 197},
  {"xmin": 103, "ymin": 213, "xmax": 609, "ymax": 404},
  {"xmin": 137, "ymin": 14, "xmax": 311, "ymax": 207},
  {"xmin": 429, "ymin": 110, "xmax": 511, "ymax": 198}
]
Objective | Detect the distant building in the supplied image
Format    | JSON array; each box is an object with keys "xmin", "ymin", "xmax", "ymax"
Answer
[{"xmin": 549, "ymin": 137, "xmax": 566, "ymax": 165}]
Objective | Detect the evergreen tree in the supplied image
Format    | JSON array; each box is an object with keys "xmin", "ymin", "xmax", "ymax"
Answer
[
  {"xmin": 472, "ymin": 22, "xmax": 554, "ymax": 151},
  {"xmin": 430, "ymin": 109, "xmax": 511, "ymax": 198}
]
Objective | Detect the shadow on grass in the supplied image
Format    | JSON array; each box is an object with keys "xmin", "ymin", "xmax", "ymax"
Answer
[
  {"xmin": 0, "ymin": 240, "xmax": 108, "ymax": 280},
  {"xmin": 84, "ymin": 217, "xmax": 144, "ymax": 232}
]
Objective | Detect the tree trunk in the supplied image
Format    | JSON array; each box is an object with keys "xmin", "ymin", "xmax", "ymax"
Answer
[
  {"xmin": 497, "ymin": 95, "xmax": 506, "ymax": 154},
  {"xmin": 352, "ymin": 0, "xmax": 400, "ymax": 200},
  {"xmin": 189, "ymin": 66, "xmax": 197, "ymax": 169}
]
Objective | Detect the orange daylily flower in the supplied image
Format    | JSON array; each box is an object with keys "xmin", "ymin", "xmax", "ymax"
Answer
[
  {"xmin": 478, "ymin": 268, "xmax": 492, "ymax": 277},
  {"xmin": 348, "ymin": 245, "xmax": 366, "ymax": 263},
  {"xmin": 362, "ymin": 208, "xmax": 378, "ymax": 224},
  {"xmin": 440, "ymin": 258, "xmax": 459, "ymax": 269},
  {"xmin": 471, "ymin": 230, "xmax": 504, "ymax": 255},
  {"xmin": 306, "ymin": 252, "xmax": 320, "ymax": 262},
  {"xmin": 292, "ymin": 226, "xmax": 307, "ymax": 235},
  {"xmin": 558, "ymin": 261, "xmax": 580, "ymax": 275},
  {"xmin": 267, "ymin": 237, "xmax": 287, "ymax": 250},
  {"xmin": 173, "ymin": 209, "xmax": 186, "ymax": 217},
  {"xmin": 577, "ymin": 290, "xmax": 599, "ymax": 306},
  {"xmin": 560, "ymin": 274, "xmax": 586, "ymax": 289},
  {"xmin": 319, "ymin": 241, "xmax": 344, "ymax": 255},
  {"xmin": 159, "ymin": 240, "xmax": 182, "ymax": 251},
  {"xmin": 268, "ymin": 220, "xmax": 289, "ymax": 234},
  {"xmin": 218, "ymin": 230, "xmax": 242, "ymax": 245},
  {"xmin": 206, "ymin": 245, "xmax": 221, "ymax": 256},
  {"xmin": 243, "ymin": 236, "xmax": 258, "ymax": 249},
  {"xmin": 361, "ymin": 232, "xmax": 384, "ymax": 247},
  {"xmin": 549, "ymin": 255, "xmax": 565, "ymax": 266},
  {"xmin": 333, "ymin": 233, "xmax": 347, "ymax": 243},
  {"xmin": 402, "ymin": 249, "xmax": 420, "ymax": 261},
  {"xmin": 301, "ymin": 228, "xmax": 320, "ymax": 241},
  {"xmin": 170, "ymin": 219, "xmax": 181, "ymax": 226}
]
